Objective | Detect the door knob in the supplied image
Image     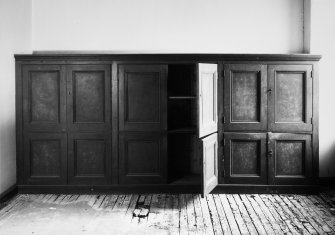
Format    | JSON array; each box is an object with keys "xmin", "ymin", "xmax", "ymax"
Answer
[{"xmin": 268, "ymin": 150, "xmax": 273, "ymax": 157}]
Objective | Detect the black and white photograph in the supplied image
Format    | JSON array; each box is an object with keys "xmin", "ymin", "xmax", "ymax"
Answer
[{"xmin": 0, "ymin": 0, "xmax": 335, "ymax": 234}]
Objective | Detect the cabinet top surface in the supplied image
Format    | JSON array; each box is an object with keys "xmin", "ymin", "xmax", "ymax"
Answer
[{"xmin": 14, "ymin": 51, "xmax": 322, "ymax": 61}]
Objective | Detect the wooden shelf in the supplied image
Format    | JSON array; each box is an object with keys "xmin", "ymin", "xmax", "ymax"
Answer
[
  {"xmin": 168, "ymin": 96, "xmax": 196, "ymax": 100},
  {"xmin": 170, "ymin": 174, "xmax": 201, "ymax": 185},
  {"xmin": 168, "ymin": 127, "xmax": 196, "ymax": 133}
]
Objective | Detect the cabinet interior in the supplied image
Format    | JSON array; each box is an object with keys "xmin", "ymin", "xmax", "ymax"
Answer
[{"xmin": 168, "ymin": 64, "xmax": 200, "ymax": 185}]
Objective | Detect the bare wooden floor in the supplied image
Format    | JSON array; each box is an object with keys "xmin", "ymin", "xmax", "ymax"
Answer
[{"xmin": 0, "ymin": 193, "xmax": 335, "ymax": 235}]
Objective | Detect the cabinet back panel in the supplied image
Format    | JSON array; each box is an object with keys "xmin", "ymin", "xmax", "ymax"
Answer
[{"xmin": 168, "ymin": 64, "xmax": 196, "ymax": 96}]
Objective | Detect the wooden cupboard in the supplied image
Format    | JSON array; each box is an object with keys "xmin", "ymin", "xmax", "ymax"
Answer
[
  {"xmin": 222, "ymin": 63, "xmax": 316, "ymax": 185},
  {"xmin": 15, "ymin": 53, "xmax": 320, "ymax": 194}
]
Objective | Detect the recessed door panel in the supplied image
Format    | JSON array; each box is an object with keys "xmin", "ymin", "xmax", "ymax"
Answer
[
  {"xmin": 201, "ymin": 133, "xmax": 218, "ymax": 197},
  {"xmin": 224, "ymin": 133, "xmax": 267, "ymax": 184},
  {"xmin": 67, "ymin": 65, "xmax": 111, "ymax": 131},
  {"xmin": 268, "ymin": 65, "xmax": 312, "ymax": 132},
  {"xmin": 119, "ymin": 65, "xmax": 167, "ymax": 131},
  {"xmin": 24, "ymin": 133, "xmax": 67, "ymax": 184},
  {"xmin": 223, "ymin": 64, "xmax": 267, "ymax": 131},
  {"xmin": 68, "ymin": 133, "xmax": 111, "ymax": 184},
  {"xmin": 268, "ymin": 133, "xmax": 312, "ymax": 185},
  {"xmin": 198, "ymin": 64, "xmax": 218, "ymax": 138},
  {"xmin": 119, "ymin": 133, "xmax": 167, "ymax": 184},
  {"xmin": 23, "ymin": 65, "xmax": 66, "ymax": 132}
]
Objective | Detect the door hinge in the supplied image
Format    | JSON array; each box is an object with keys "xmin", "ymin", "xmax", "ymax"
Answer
[
  {"xmin": 311, "ymin": 71, "xmax": 313, "ymax": 78},
  {"xmin": 311, "ymin": 117, "xmax": 313, "ymax": 124},
  {"xmin": 223, "ymin": 138, "xmax": 225, "ymax": 146},
  {"xmin": 222, "ymin": 116, "xmax": 225, "ymax": 123}
]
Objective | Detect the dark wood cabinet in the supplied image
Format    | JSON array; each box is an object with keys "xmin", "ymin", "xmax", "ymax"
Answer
[{"xmin": 15, "ymin": 53, "xmax": 320, "ymax": 194}]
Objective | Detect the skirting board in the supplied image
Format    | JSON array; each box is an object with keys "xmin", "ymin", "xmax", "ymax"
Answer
[{"xmin": 0, "ymin": 184, "xmax": 18, "ymax": 204}]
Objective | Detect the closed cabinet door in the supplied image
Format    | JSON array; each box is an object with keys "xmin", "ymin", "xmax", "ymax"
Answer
[
  {"xmin": 119, "ymin": 64, "xmax": 168, "ymax": 132},
  {"xmin": 24, "ymin": 133, "xmax": 67, "ymax": 184},
  {"xmin": 68, "ymin": 133, "xmax": 111, "ymax": 185},
  {"xmin": 119, "ymin": 133, "xmax": 167, "ymax": 184},
  {"xmin": 268, "ymin": 133, "xmax": 313, "ymax": 185},
  {"xmin": 268, "ymin": 65, "xmax": 313, "ymax": 132},
  {"xmin": 223, "ymin": 64, "xmax": 267, "ymax": 131},
  {"xmin": 67, "ymin": 65, "xmax": 111, "ymax": 132},
  {"xmin": 22, "ymin": 65, "xmax": 66, "ymax": 132},
  {"xmin": 223, "ymin": 133, "xmax": 267, "ymax": 184}
]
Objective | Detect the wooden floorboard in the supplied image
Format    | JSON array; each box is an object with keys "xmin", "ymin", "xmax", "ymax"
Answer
[{"xmin": 0, "ymin": 193, "xmax": 335, "ymax": 234}]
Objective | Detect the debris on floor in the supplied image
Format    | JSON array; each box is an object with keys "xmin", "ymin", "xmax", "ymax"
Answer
[{"xmin": 132, "ymin": 195, "xmax": 150, "ymax": 218}]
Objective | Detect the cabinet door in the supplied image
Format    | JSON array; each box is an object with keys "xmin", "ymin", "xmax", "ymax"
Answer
[
  {"xmin": 24, "ymin": 133, "xmax": 67, "ymax": 184},
  {"xmin": 119, "ymin": 65, "xmax": 167, "ymax": 132},
  {"xmin": 198, "ymin": 64, "xmax": 218, "ymax": 138},
  {"xmin": 201, "ymin": 133, "xmax": 218, "ymax": 197},
  {"xmin": 268, "ymin": 133, "xmax": 312, "ymax": 185},
  {"xmin": 22, "ymin": 65, "xmax": 66, "ymax": 132},
  {"xmin": 68, "ymin": 133, "xmax": 111, "ymax": 185},
  {"xmin": 119, "ymin": 133, "xmax": 167, "ymax": 184},
  {"xmin": 67, "ymin": 65, "xmax": 111, "ymax": 132},
  {"xmin": 223, "ymin": 64, "xmax": 267, "ymax": 131},
  {"xmin": 223, "ymin": 133, "xmax": 267, "ymax": 184},
  {"xmin": 268, "ymin": 65, "xmax": 313, "ymax": 132}
]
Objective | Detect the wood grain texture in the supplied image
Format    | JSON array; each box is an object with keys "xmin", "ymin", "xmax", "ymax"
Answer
[
  {"xmin": 223, "ymin": 64, "xmax": 267, "ymax": 131},
  {"xmin": 1, "ymin": 193, "xmax": 334, "ymax": 234}
]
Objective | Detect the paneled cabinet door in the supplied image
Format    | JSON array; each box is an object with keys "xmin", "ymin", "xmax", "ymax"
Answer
[
  {"xmin": 223, "ymin": 133, "xmax": 267, "ymax": 184},
  {"xmin": 223, "ymin": 64, "xmax": 267, "ymax": 131},
  {"xmin": 67, "ymin": 65, "xmax": 111, "ymax": 132},
  {"xmin": 268, "ymin": 65, "xmax": 313, "ymax": 132},
  {"xmin": 24, "ymin": 133, "xmax": 67, "ymax": 184},
  {"xmin": 118, "ymin": 64, "xmax": 168, "ymax": 132},
  {"xmin": 68, "ymin": 133, "xmax": 111, "ymax": 185},
  {"xmin": 22, "ymin": 65, "xmax": 66, "ymax": 132},
  {"xmin": 268, "ymin": 133, "xmax": 312, "ymax": 185},
  {"xmin": 198, "ymin": 63, "xmax": 218, "ymax": 138},
  {"xmin": 201, "ymin": 133, "xmax": 218, "ymax": 197},
  {"xmin": 119, "ymin": 133, "xmax": 167, "ymax": 184}
]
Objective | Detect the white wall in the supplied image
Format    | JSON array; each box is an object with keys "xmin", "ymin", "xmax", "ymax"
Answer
[
  {"xmin": 0, "ymin": 0, "xmax": 32, "ymax": 195},
  {"xmin": 32, "ymin": 0, "xmax": 303, "ymax": 53},
  {"xmin": 310, "ymin": 0, "xmax": 335, "ymax": 177}
]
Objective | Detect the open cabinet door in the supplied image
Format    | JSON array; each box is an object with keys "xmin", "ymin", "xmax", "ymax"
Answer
[
  {"xmin": 198, "ymin": 63, "xmax": 218, "ymax": 138},
  {"xmin": 201, "ymin": 133, "xmax": 218, "ymax": 197}
]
